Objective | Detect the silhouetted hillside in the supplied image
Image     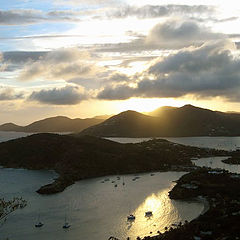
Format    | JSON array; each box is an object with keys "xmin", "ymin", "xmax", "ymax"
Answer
[
  {"xmin": 79, "ymin": 105, "xmax": 240, "ymax": 137},
  {"xmin": 0, "ymin": 116, "xmax": 103, "ymax": 133},
  {"xmin": 80, "ymin": 110, "xmax": 161, "ymax": 137},
  {"xmin": 0, "ymin": 123, "xmax": 24, "ymax": 132},
  {"xmin": 0, "ymin": 133, "xmax": 225, "ymax": 194}
]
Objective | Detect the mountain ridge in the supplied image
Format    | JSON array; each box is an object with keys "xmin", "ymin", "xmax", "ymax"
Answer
[
  {"xmin": 79, "ymin": 105, "xmax": 240, "ymax": 137},
  {"xmin": 0, "ymin": 116, "xmax": 104, "ymax": 133}
]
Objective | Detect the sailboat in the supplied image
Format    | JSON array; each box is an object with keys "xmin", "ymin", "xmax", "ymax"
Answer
[
  {"xmin": 123, "ymin": 176, "xmax": 135, "ymax": 221},
  {"xmin": 62, "ymin": 215, "xmax": 71, "ymax": 229},
  {"xmin": 35, "ymin": 214, "xmax": 44, "ymax": 228},
  {"xmin": 122, "ymin": 176, "xmax": 125, "ymax": 186}
]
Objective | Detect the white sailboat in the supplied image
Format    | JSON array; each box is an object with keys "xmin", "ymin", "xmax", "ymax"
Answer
[
  {"xmin": 35, "ymin": 214, "xmax": 44, "ymax": 228},
  {"xmin": 123, "ymin": 176, "xmax": 135, "ymax": 222},
  {"xmin": 62, "ymin": 215, "xmax": 71, "ymax": 229}
]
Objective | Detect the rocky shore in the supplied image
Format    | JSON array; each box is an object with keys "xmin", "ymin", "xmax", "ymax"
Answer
[
  {"xmin": 220, "ymin": 149, "xmax": 240, "ymax": 165},
  {"xmin": 0, "ymin": 197, "xmax": 27, "ymax": 226}
]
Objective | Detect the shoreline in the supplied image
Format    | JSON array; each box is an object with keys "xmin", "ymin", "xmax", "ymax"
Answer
[{"xmin": 196, "ymin": 196, "xmax": 210, "ymax": 215}]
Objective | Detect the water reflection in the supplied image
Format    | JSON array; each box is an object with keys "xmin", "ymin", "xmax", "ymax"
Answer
[
  {"xmin": 1, "ymin": 169, "xmax": 204, "ymax": 240},
  {"xmin": 125, "ymin": 188, "xmax": 203, "ymax": 239}
]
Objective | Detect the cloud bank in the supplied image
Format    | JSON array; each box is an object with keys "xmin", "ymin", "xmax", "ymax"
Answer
[
  {"xmin": 98, "ymin": 40, "xmax": 240, "ymax": 102},
  {"xmin": 28, "ymin": 85, "xmax": 87, "ymax": 105}
]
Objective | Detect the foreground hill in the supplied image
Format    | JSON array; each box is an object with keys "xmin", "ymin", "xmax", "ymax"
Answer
[
  {"xmin": 0, "ymin": 133, "xmax": 226, "ymax": 194},
  {"xmin": 0, "ymin": 116, "xmax": 103, "ymax": 133},
  {"xmin": 80, "ymin": 105, "xmax": 240, "ymax": 137}
]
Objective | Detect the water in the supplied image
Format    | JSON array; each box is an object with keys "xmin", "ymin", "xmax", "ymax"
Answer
[
  {"xmin": 3, "ymin": 133, "xmax": 238, "ymax": 240},
  {"xmin": 0, "ymin": 169, "xmax": 203, "ymax": 240},
  {"xmin": 192, "ymin": 156, "xmax": 240, "ymax": 174},
  {"xmin": 107, "ymin": 136, "xmax": 240, "ymax": 151},
  {"xmin": 0, "ymin": 131, "xmax": 31, "ymax": 143}
]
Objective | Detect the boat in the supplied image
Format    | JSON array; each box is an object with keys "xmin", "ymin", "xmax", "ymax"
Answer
[
  {"xmin": 145, "ymin": 211, "xmax": 153, "ymax": 217},
  {"xmin": 62, "ymin": 215, "xmax": 71, "ymax": 229},
  {"xmin": 35, "ymin": 214, "xmax": 44, "ymax": 228},
  {"xmin": 127, "ymin": 214, "xmax": 135, "ymax": 221},
  {"xmin": 114, "ymin": 184, "xmax": 117, "ymax": 187},
  {"xmin": 63, "ymin": 222, "xmax": 71, "ymax": 229},
  {"xmin": 35, "ymin": 222, "xmax": 44, "ymax": 228},
  {"xmin": 122, "ymin": 176, "xmax": 125, "ymax": 186}
]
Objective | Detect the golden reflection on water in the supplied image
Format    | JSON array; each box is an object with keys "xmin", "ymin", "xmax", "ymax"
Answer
[{"xmin": 126, "ymin": 188, "xmax": 179, "ymax": 239}]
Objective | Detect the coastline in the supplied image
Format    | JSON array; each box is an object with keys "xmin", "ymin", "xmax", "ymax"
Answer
[{"xmin": 196, "ymin": 196, "xmax": 210, "ymax": 215}]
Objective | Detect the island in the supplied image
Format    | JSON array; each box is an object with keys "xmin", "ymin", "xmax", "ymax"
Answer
[
  {"xmin": 222, "ymin": 151, "xmax": 240, "ymax": 165},
  {"xmin": 0, "ymin": 133, "xmax": 228, "ymax": 194}
]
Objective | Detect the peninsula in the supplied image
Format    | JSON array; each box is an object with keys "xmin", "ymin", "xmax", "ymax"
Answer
[
  {"xmin": 0, "ymin": 133, "xmax": 228, "ymax": 194},
  {"xmin": 142, "ymin": 168, "xmax": 240, "ymax": 240}
]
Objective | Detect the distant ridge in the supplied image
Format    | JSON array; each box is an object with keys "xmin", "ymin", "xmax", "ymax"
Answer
[
  {"xmin": 2, "ymin": 105, "xmax": 240, "ymax": 136},
  {"xmin": 79, "ymin": 110, "xmax": 160, "ymax": 137},
  {"xmin": 0, "ymin": 116, "xmax": 104, "ymax": 133},
  {"xmin": 79, "ymin": 105, "xmax": 240, "ymax": 137}
]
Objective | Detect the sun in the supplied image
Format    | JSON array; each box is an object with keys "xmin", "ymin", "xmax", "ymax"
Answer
[{"xmin": 115, "ymin": 97, "xmax": 186, "ymax": 113}]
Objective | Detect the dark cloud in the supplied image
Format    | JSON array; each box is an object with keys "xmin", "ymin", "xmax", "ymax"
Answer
[
  {"xmin": 0, "ymin": 9, "xmax": 85, "ymax": 25},
  {"xmin": 0, "ymin": 9, "xmax": 44, "ymax": 25},
  {"xmin": 108, "ymin": 5, "xmax": 215, "ymax": 19},
  {"xmin": 108, "ymin": 73, "xmax": 129, "ymax": 82},
  {"xmin": 18, "ymin": 48, "xmax": 97, "ymax": 81},
  {"xmin": 0, "ymin": 87, "xmax": 24, "ymax": 101},
  {"xmin": 97, "ymin": 40, "xmax": 240, "ymax": 101},
  {"xmin": 3, "ymin": 51, "xmax": 46, "ymax": 64},
  {"xmin": 28, "ymin": 85, "xmax": 87, "ymax": 105},
  {"xmin": 0, "ymin": 4, "xmax": 217, "ymax": 26},
  {"xmin": 97, "ymin": 85, "xmax": 135, "ymax": 100},
  {"xmin": 97, "ymin": 20, "xmax": 225, "ymax": 52}
]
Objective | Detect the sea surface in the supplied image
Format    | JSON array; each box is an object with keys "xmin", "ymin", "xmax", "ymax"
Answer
[
  {"xmin": 107, "ymin": 136, "xmax": 240, "ymax": 151},
  {"xmin": 1, "ymin": 132, "xmax": 240, "ymax": 240}
]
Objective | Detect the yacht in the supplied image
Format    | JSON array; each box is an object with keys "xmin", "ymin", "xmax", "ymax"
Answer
[
  {"xmin": 127, "ymin": 214, "xmax": 135, "ymax": 221},
  {"xmin": 63, "ymin": 222, "xmax": 71, "ymax": 229},
  {"xmin": 63, "ymin": 216, "xmax": 71, "ymax": 229},
  {"xmin": 35, "ymin": 214, "xmax": 44, "ymax": 228},
  {"xmin": 35, "ymin": 222, "xmax": 44, "ymax": 228},
  {"xmin": 145, "ymin": 211, "xmax": 153, "ymax": 217}
]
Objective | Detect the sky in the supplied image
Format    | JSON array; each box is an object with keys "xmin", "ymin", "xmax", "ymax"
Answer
[{"xmin": 1, "ymin": 0, "xmax": 240, "ymax": 124}]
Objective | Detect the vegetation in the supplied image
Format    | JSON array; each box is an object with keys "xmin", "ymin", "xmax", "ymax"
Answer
[
  {"xmin": 222, "ymin": 150, "xmax": 240, "ymax": 164},
  {"xmin": 144, "ymin": 169, "xmax": 240, "ymax": 240},
  {"xmin": 0, "ymin": 116, "xmax": 103, "ymax": 133},
  {"xmin": 0, "ymin": 133, "xmax": 227, "ymax": 194},
  {"xmin": 79, "ymin": 105, "xmax": 240, "ymax": 137},
  {"xmin": 0, "ymin": 197, "xmax": 27, "ymax": 227}
]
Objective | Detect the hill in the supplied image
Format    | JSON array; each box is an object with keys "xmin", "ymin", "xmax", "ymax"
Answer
[
  {"xmin": 79, "ymin": 105, "xmax": 240, "ymax": 137},
  {"xmin": 0, "ymin": 133, "xmax": 225, "ymax": 194},
  {"xmin": 0, "ymin": 116, "xmax": 104, "ymax": 133},
  {"xmin": 79, "ymin": 110, "xmax": 161, "ymax": 137}
]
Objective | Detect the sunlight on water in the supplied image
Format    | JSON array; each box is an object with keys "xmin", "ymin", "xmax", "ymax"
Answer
[
  {"xmin": 0, "ymin": 169, "xmax": 204, "ymax": 240},
  {"xmin": 0, "ymin": 133, "xmax": 207, "ymax": 240},
  {"xmin": 128, "ymin": 189, "xmax": 175, "ymax": 238}
]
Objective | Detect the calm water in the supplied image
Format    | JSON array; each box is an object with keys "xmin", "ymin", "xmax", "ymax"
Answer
[
  {"xmin": 0, "ymin": 169, "xmax": 204, "ymax": 240},
  {"xmin": 107, "ymin": 136, "xmax": 240, "ymax": 151},
  {"xmin": 0, "ymin": 131, "xmax": 31, "ymax": 143},
  {"xmin": 2, "ymin": 133, "xmax": 239, "ymax": 240}
]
